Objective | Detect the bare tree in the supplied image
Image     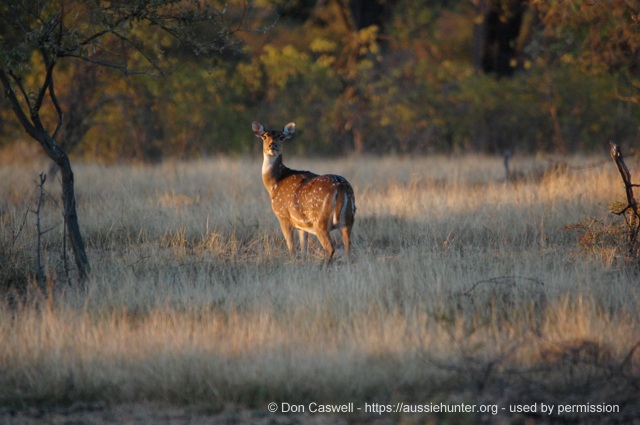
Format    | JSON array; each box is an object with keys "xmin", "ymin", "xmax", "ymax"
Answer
[
  {"xmin": 0, "ymin": 0, "xmax": 245, "ymax": 285},
  {"xmin": 609, "ymin": 141, "xmax": 640, "ymax": 257}
]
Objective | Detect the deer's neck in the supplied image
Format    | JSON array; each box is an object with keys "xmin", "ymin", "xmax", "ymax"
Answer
[{"xmin": 262, "ymin": 153, "xmax": 289, "ymax": 195}]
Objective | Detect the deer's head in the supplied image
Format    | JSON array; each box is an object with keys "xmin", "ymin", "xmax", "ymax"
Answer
[{"xmin": 252, "ymin": 121, "xmax": 296, "ymax": 157}]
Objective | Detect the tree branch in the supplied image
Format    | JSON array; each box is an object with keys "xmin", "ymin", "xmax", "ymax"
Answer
[
  {"xmin": 58, "ymin": 53, "xmax": 162, "ymax": 77},
  {"xmin": 108, "ymin": 29, "xmax": 164, "ymax": 74},
  {"xmin": 609, "ymin": 140, "xmax": 640, "ymax": 256},
  {"xmin": 32, "ymin": 50, "xmax": 56, "ymax": 119},
  {"xmin": 49, "ymin": 72, "xmax": 64, "ymax": 141},
  {"xmin": 609, "ymin": 141, "xmax": 638, "ymax": 213},
  {"xmin": 8, "ymin": 70, "xmax": 33, "ymax": 114},
  {"xmin": 0, "ymin": 69, "xmax": 39, "ymax": 141},
  {"xmin": 34, "ymin": 172, "xmax": 47, "ymax": 294}
]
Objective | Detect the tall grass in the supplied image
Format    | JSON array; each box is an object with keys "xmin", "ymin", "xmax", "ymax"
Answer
[{"xmin": 1, "ymin": 153, "xmax": 639, "ymax": 423}]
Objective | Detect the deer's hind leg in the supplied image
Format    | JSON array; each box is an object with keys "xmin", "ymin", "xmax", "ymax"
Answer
[
  {"xmin": 340, "ymin": 225, "xmax": 352, "ymax": 261},
  {"xmin": 314, "ymin": 228, "xmax": 335, "ymax": 266}
]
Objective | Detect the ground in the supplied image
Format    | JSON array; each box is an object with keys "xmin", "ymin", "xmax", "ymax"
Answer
[{"xmin": 1, "ymin": 403, "xmax": 392, "ymax": 425}]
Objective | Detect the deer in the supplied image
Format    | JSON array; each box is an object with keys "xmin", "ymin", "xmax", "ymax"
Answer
[{"xmin": 252, "ymin": 121, "xmax": 356, "ymax": 265}]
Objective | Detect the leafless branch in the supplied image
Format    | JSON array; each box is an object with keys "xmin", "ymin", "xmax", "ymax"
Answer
[
  {"xmin": 620, "ymin": 340, "xmax": 640, "ymax": 372},
  {"xmin": 110, "ymin": 30, "xmax": 164, "ymax": 74},
  {"xmin": 76, "ymin": 14, "xmax": 135, "ymax": 48},
  {"xmin": 0, "ymin": 70, "xmax": 39, "ymax": 140},
  {"xmin": 49, "ymin": 74, "xmax": 63, "ymax": 140},
  {"xmin": 609, "ymin": 140, "xmax": 640, "ymax": 256},
  {"xmin": 8, "ymin": 70, "xmax": 32, "ymax": 114},
  {"xmin": 234, "ymin": 0, "xmax": 250, "ymax": 33},
  {"xmin": 59, "ymin": 53, "xmax": 162, "ymax": 77},
  {"xmin": 34, "ymin": 173, "xmax": 47, "ymax": 294},
  {"xmin": 32, "ymin": 51, "xmax": 55, "ymax": 116}
]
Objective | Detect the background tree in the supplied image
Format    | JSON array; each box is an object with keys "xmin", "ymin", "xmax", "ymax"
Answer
[
  {"xmin": 473, "ymin": 0, "xmax": 529, "ymax": 77},
  {"xmin": 0, "ymin": 0, "xmax": 244, "ymax": 284},
  {"xmin": 3, "ymin": 1, "xmax": 640, "ymax": 160},
  {"xmin": 531, "ymin": 0, "xmax": 640, "ymax": 102}
]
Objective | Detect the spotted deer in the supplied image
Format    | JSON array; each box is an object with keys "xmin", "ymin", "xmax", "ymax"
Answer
[{"xmin": 252, "ymin": 121, "xmax": 356, "ymax": 264}]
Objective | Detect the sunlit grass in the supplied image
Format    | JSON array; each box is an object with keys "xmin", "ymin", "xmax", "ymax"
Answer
[{"xmin": 1, "ymin": 153, "xmax": 638, "ymax": 422}]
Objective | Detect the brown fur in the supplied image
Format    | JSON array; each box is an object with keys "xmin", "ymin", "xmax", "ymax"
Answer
[{"xmin": 252, "ymin": 121, "xmax": 356, "ymax": 264}]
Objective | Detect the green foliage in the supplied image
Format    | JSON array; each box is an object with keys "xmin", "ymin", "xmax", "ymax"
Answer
[
  {"xmin": 2, "ymin": 0, "xmax": 640, "ymax": 160},
  {"xmin": 444, "ymin": 64, "xmax": 636, "ymax": 153}
]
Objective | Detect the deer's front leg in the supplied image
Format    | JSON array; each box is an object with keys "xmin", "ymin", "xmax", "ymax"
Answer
[
  {"xmin": 278, "ymin": 220, "xmax": 296, "ymax": 257},
  {"xmin": 298, "ymin": 229, "xmax": 308, "ymax": 258}
]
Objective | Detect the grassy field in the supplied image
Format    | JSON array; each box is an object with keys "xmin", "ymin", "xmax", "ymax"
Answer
[{"xmin": 1, "ymin": 151, "xmax": 640, "ymax": 424}]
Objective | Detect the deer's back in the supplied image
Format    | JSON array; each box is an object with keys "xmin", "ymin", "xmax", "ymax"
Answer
[{"xmin": 270, "ymin": 172, "xmax": 354, "ymax": 232}]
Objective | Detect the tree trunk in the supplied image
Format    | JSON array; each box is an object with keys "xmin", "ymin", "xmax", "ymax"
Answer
[
  {"xmin": 472, "ymin": 0, "xmax": 490, "ymax": 72},
  {"xmin": 475, "ymin": 0, "xmax": 527, "ymax": 77},
  {"xmin": 32, "ymin": 133, "xmax": 90, "ymax": 284},
  {"xmin": 58, "ymin": 154, "xmax": 91, "ymax": 283},
  {"xmin": 0, "ymin": 69, "xmax": 91, "ymax": 285}
]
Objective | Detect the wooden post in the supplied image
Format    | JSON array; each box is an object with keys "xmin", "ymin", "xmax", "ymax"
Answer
[{"xmin": 503, "ymin": 150, "xmax": 512, "ymax": 182}]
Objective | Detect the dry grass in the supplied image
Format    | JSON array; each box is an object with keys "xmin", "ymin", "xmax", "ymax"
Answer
[{"xmin": 1, "ymin": 153, "xmax": 640, "ymax": 424}]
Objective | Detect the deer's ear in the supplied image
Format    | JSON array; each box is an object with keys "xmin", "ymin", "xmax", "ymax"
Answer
[
  {"xmin": 283, "ymin": 122, "xmax": 296, "ymax": 139},
  {"xmin": 252, "ymin": 121, "xmax": 265, "ymax": 137}
]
